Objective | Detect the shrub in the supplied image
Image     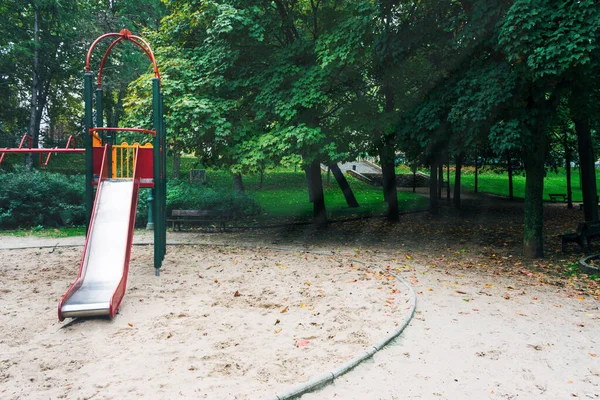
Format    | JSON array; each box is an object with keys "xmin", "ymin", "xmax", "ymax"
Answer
[
  {"xmin": 0, "ymin": 168, "xmax": 86, "ymax": 229},
  {"xmin": 0, "ymin": 170, "xmax": 261, "ymax": 229}
]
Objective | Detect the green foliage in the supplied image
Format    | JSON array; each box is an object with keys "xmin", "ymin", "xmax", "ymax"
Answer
[{"xmin": 0, "ymin": 169, "xmax": 86, "ymax": 229}]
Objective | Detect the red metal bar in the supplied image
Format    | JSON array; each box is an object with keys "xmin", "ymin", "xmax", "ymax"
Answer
[
  {"xmin": 97, "ymin": 37, "xmax": 124, "ymax": 88},
  {"xmin": 89, "ymin": 127, "xmax": 155, "ymax": 136},
  {"xmin": 41, "ymin": 136, "xmax": 80, "ymax": 166},
  {"xmin": 86, "ymin": 33, "xmax": 122, "ymax": 73},
  {"xmin": 0, "ymin": 149, "xmax": 85, "ymax": 154},
  {"xmin": 66, "ymin": 135, "xmax": 77, "ymax": 149},
  {"xmin": 0, "ymin": 135, "xmax": 32, "ymax": 165},
  {"xmin": 87, "ymin": 29, "xmax": 161, "ymax": 89}
]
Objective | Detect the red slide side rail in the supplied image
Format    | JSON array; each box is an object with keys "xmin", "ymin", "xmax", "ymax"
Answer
[
  {"xmin": 58, "ymin": 145, "xmax": 109, "ymax": 321},
  {"xmin": 109, "ymin": 147, "xmax": 141, "ymax": 318}
]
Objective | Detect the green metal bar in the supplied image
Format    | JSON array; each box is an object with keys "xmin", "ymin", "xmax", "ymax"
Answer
[
  {"xmin": 95, "ymin": 89, "xmax": 111, "ymax": 178},
  {"xmin": 84, "ymin": 73, "xmax": 94, "ymax": 232},
  {"xmin": 160, "ymin": 93, "xmax": 167, "ymax": 259},
  {"xmin": 152, "ymin": 78, "xmax": 161, "ymax": 275},
  {"xmin": 146, "ymin": 189, "xmax": 154, "ymax": 230}
]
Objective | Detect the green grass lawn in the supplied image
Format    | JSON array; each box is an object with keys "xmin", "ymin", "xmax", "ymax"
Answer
[
  {"xmin": 448, "ymin": 168, "xmax": 597, "ymax": 202},
  {"xmin": 191, "ymin": 166, "xmax": 429, "ymax": 223}
]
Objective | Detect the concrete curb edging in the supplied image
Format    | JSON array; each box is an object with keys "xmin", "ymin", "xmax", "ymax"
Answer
[{"xmin": 264, "ymin": 249, "xmax": 417, "ymax": 400}]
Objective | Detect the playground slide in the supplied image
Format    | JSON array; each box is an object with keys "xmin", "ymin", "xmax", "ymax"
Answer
[{"xmin": 58, "ymin": 146, "xmax": 140, "ymax": 320}]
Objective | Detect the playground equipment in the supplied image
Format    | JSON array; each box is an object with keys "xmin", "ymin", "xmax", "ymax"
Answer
[
  {"xmin": 56, "ymin": 29, "xmax": 167, "ymax": 321},
  {"xmin": 0, "ymin": 30, "xmax": 167, "ymax": 320},
  {"xmin": 56, "ymin": 29, "xmax": 167, "ymax": 320}
]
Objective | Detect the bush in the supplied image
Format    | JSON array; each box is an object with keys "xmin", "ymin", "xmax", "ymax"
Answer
[
  {"xmin": 0, "ymin": 170, "xmax": 261, "ymax": 229},
  {"xmin": 0, "ymin": 168, "xmax": 86, "ymax": 229}
]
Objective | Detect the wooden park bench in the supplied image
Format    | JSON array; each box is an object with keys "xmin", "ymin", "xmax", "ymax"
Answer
[
  {"xmin": 168, "ymin": 209, "xmax": 233, "ymax": 231},
  {"xmin": 548, "ymin": 193, "xmax": 567, "ymax": 203},
  {"xmin": 561, "ymin": 221, "xmax": 600, "ymax": 252}
]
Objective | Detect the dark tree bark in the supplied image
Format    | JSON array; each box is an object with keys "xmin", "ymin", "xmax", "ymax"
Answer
[
  {"xmin": 429, "ymin": 158, "xmax": 439, "ymax": 215},
  {"xmin": 507, "ymin": 154, "xmax": 514, "ymax": 201},
  {"xmin": 27, "ymin": 3, "xmax": 40, "ymax": 169},
  {"xmin": 474, "ymin": 155, "xmax": 479, "ymax": 193},
  {"xmin": 574, "ymin": 116, "xmax": 599, "ymax": 221},
  {"xmin": 523, "ymin": 130, "xmax": 548, "ymax": 258},
  {"xmin": 260, "ymin": 169, "xmax": 264, "ymax": 189},
  {"xmin": 233, "ymin": 172, "xmax": 245, "ymax": 193},
  {"xmin": 454, "ymin": 153, "xmax": 463, "ymax": 210},
  {"xmin": 412, "ymin": 162, "xmax": 417, "ymax": 193},
  {"xmin": 329, "ymin": 163, "xmax": 359, "ymax": 208},
  {"xmin": 305, "ymin": 161, "xmax": 327, "ymax": 225},
  {"xmin": 446, "ymin": 163, "xmax": 451, "ymax": 202},
  {"xmin": 379, "ymin": 138, "xmax": 399, "ymax": 222},
  {"xmin": 438, "ymin": 163, "xmax": 444, "ymax": 199},
  {"xmin": 565, "ymin": 144, "xmax": 573, "ymax": 209},
  {"xmin": 172, "ymin": 149, "xmax": 181, "ymax": 179}
]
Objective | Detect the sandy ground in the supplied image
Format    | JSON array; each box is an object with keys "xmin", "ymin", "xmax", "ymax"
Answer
[
  {"xmin": 1, "ymin": 194, "xmax": 600, "ymax": 400},
  {"xmin": 0, "ymin": 241, "xmax": 410, "ymax": 400}
]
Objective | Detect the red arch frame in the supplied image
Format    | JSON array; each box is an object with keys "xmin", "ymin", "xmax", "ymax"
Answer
[{"xmin": 86, "ymin": 29, "xmax": 161, "ymax": 89}]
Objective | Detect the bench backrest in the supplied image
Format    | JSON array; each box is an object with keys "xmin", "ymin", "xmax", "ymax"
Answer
[{"xmin": 172, "ymin": 209, "xmax": 232, "ymax": 217}]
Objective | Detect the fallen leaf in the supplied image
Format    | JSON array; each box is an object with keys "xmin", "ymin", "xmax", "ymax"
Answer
[
  {"xmin": 280, "ymin": 306, "xmax": 288, "ymax": 313},
  {"xmin": 167, "ymin": 332, "xmax": 173, "ymax": 339},
  {"xmin": 300, "ymin": 304, "xmax": 308, "ymax": 309},
  {"xmin": 234, "ymin": 290, "xmax": 241, "ymax": 297},
  {"xmin": 305, "ymin": 281, "xmax": 311, "ymax": 286},
  {"xmin": 456, "ymin": 290, "xmax": 468, "ymax": 295},
  {"xmin": 296, "ymin": 339, "xmax": 310, "ymax": 348},
  {"xmin": 275, "ymin": 319, "xmax": 280, "ymax": 325},
  {"xmin": 127, "ymin": 323, "xmax": 133, "ymax": 327},
  {"xmin": 590, "ymin": 353, "xmax": 597, "ymax": 357},
  {"xmin": 274, "ymin": 328, "xmax": 282, "ymax": 334}
]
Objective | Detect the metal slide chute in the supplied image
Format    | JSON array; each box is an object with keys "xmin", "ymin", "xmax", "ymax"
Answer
[{"xmin": 58, "ymin": 145, "xmax": 141, "ymax": 320}]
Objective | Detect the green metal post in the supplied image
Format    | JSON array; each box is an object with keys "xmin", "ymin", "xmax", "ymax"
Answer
[
  {"xmin": 160, "ymin": 93, "xmax": 167, "ymax": 259},
  {"xmin": 84, "ymin": 73, "xmax": 94, "ymax": 232},
  {"xmin": 152, "ymin": 78, "xmax": 161, "ymax": 276},
  {"xmin": 146, "ymin": 189, "xmax": 154, "ymax": 230},
  {"xmin": 95, "ymin": 88, "xmax": 110, "ymax": 179}
]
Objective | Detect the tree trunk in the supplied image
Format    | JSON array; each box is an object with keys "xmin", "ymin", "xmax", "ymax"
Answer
[
  {"xmin": 523, "ymin": 132, "xmax": 548, "ymax": 258},
  {"xmin": 379, "ymin": 145, "xmax": 399, "ymax": 222},
  {"xmin": 260, "ymin": 169, "xmax": 264, "ymax": 189},
  {"xmin": 429, "ymin": 158, "xmax": 439, "ymax": 215},
  {"xmin": 454, "ymin": 153, "xmax": 463, "ymax": 210},
  {"xmin": 507, "ymin": 154, "xmax": 514, "ymax": 201},
  {"xmin": 27, "ymin": 3, "xmax": 40, "ymax": 169},
  {"xmin": 329, "ymin": 163, "xmax": 359, "ymax": 208},
  {"xmin": 233, "ymin": 172, "xmax": 245, "ymax": 193},
  {"xmin": 172, "ymin": 149, "xmax": 181, "ymax": 179},
  {"xmin": 412, "ymin": 162, "xmax": 417, "ymax": 193},
  {"xmin": 474, "ymin": 155, "xmax": 479, "ymax": 193},
  {"xmin": 565, "ymin": 146, "xmax": 573, "ymax": 209},
  {"xmin": 446, "ymin": 163, "xmax": 451, "ymax": 202},
  {"xmin": 305, "ymin": 161, "xmax": 327, "ymax": 225},
  {"xmin": 438, "ymin": 163, "xmax": 444, "ymax": 199},
  {"xmin": 574, "ymin": 116, "xmax": 598, "ymax": 222}
]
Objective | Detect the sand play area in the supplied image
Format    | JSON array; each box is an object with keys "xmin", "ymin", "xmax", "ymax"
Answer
[{"xmin": 1, "ymin": 224, "xmax": 599, "ymax": 399}]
